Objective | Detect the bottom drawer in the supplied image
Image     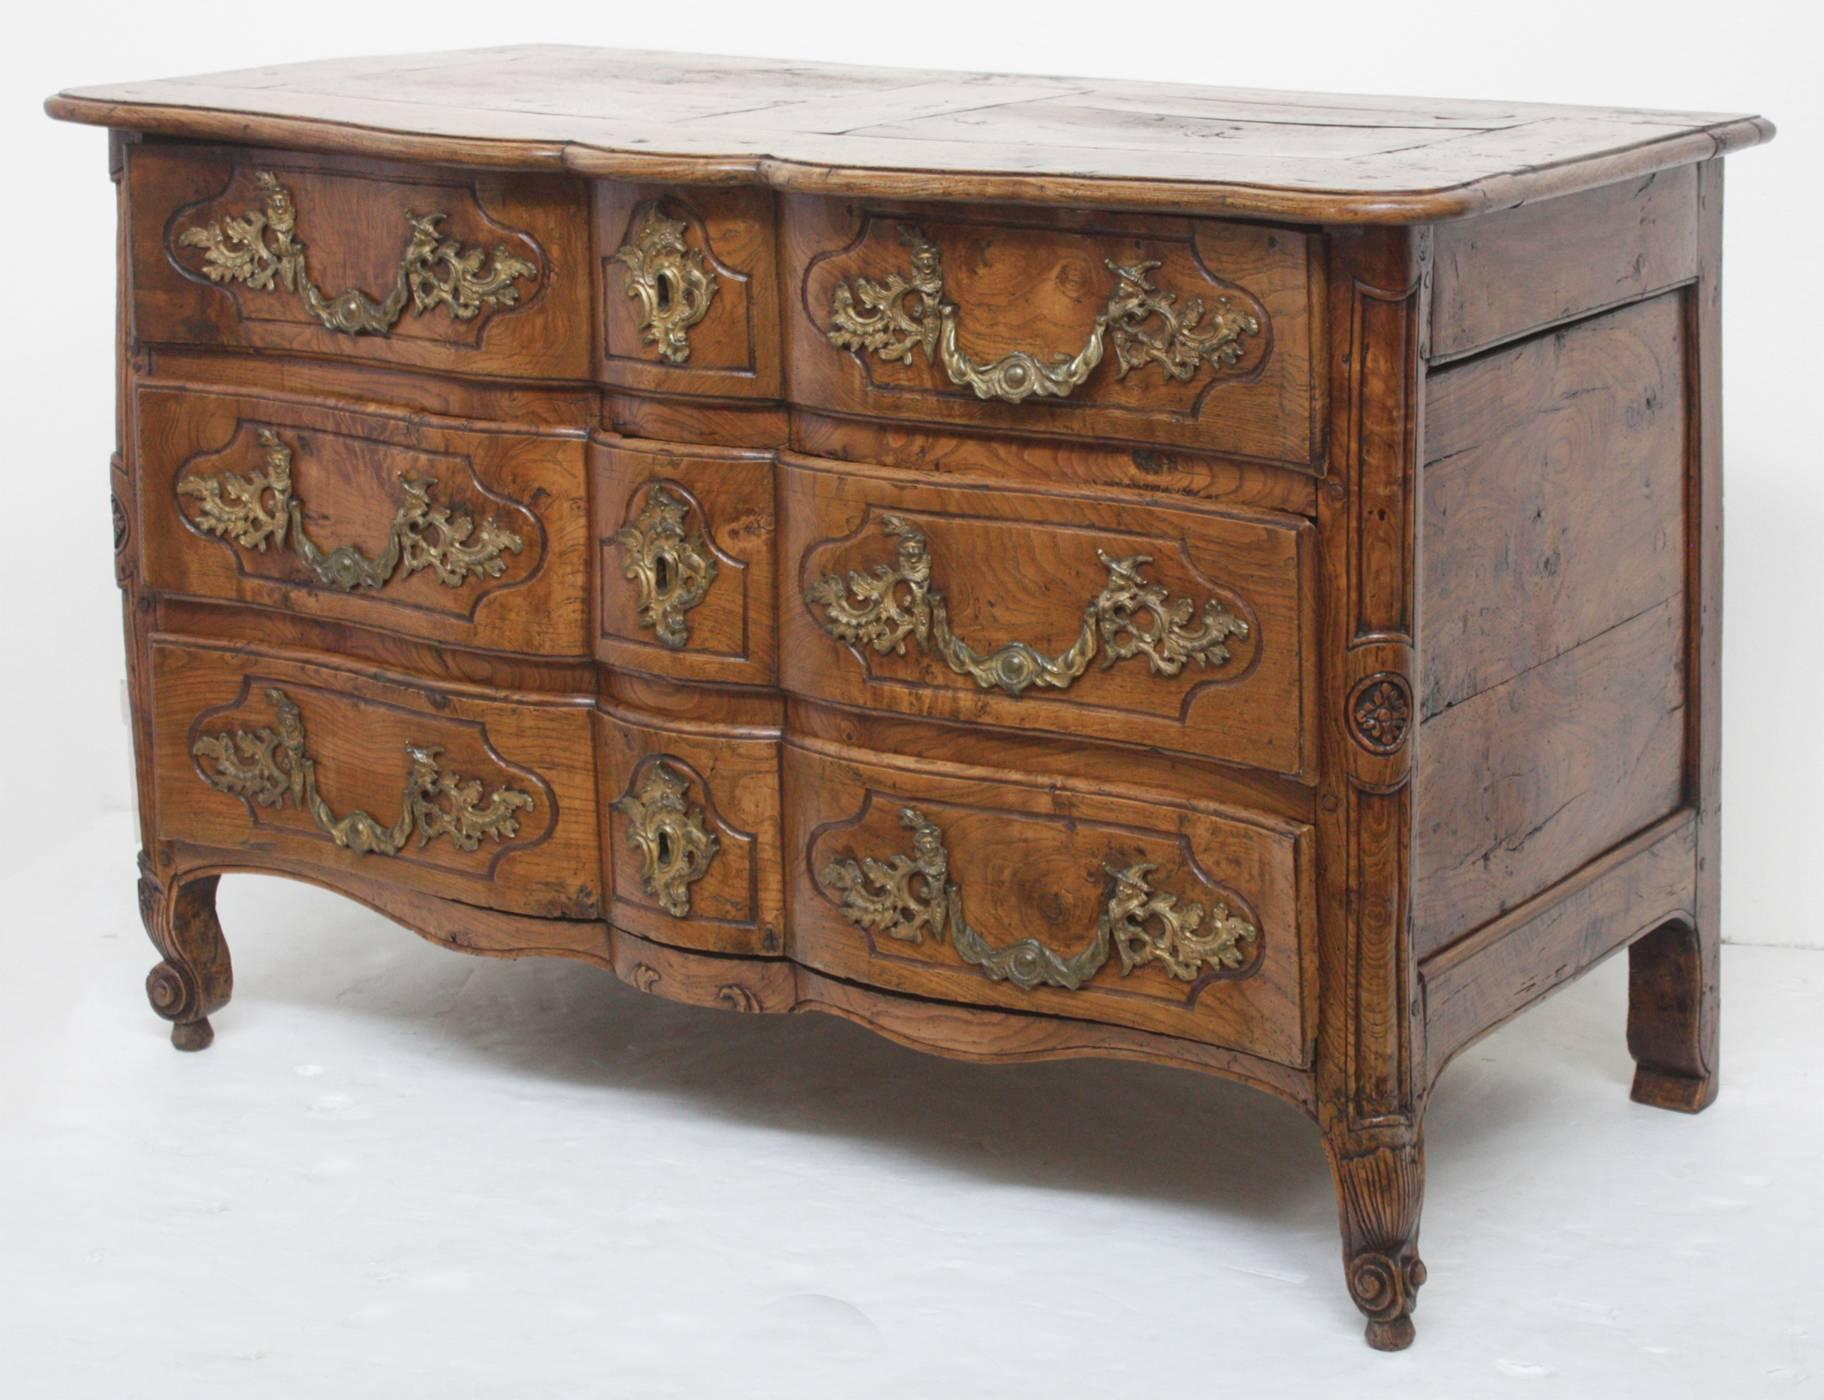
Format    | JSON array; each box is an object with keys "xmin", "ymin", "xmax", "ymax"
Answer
[
  {"xmin": 785, "ymin": 741, "xmax": 1313, "ymax": 1065},
  {"xmin": 150, "ymin": 639, "xmax": 601, "ymax": 919}
]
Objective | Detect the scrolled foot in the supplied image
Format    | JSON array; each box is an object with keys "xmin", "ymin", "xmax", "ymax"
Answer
[
  {"xmin": 1350, "ymin": 1246, "xmax": 1426, "ymax": 1351},
  {"xmin": 1627, "ymin": 919, "xmax": 1719, "ymax": 1114},
  {"xmin": 138, "ymin": 856, "xmax": 231, "ymax": 1051}
]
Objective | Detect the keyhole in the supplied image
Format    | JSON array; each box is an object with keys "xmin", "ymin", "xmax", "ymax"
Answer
[
  {"xmin": 657, "ymin": 830, "xmax": 673, "ymax": 865},
  {"xmin": 656, "ymin": 270, "xmax": 674, "ymax": 313},
  {"xmin": 655, "ymin": 555, "xmax": 673, "ymax": 592}
]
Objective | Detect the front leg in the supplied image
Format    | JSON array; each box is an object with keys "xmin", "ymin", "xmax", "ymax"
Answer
[
  {"xmin": 1324, "ymin": 1130, "xmax": 1427, "ymax": 1351},
  {"xmin": 137, "ymin": 852, "xmax": 231, "ymax": 1051},
  {"xmin": 1627, "ymin": 917, "xmax": 1719, "ymax": 1113}
]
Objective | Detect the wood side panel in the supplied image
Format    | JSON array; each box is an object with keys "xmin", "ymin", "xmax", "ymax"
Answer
[
  {"xmin": 1422, "ymin": 815, "xmax": 1696, "ymax": 1078},
  {"xmin": 776, "ymin": 456, "xmax": 1316, "ymax": 776},
  {"xmin": 136, "ymin": 385, "xmax": 591, "ymax": 658},
  {"xmin": 1429, "ymin": 165, "xmax": 1700, "ymax": 360},
  {"xmin": 149, "ymin": 639, "xmax": 601, "ymax": 919},
  {"xmin": 128, "ymin": 143, "xmax": 594, "ymax": 380},
  {"xmin": 783, "ymin": 740, "xmax": 1314, "ymax": 1064},
  {"xmin": 1420, "ymin": 297, "xmax": 1687, "ymax": 718},
  {"xmin": 596, "ymin": 182, "xmax": 781, "ymax": 399},
  {"xmin": 780, "ymin": 195, "xmax": 1318, "ymax": 464},
  {"xmin": 591, "ymin": 436, "xmax": 777, "ymax": 686},
  {"xmin": 1412, "ymin": 599, "xmax": 1686, "ymax": 956}
]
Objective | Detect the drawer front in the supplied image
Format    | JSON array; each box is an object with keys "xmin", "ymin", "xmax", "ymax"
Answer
[
  {"xmin": 592, "ymin": 436, "xmax": 776, "ymax": 685},
  {"xmin": 151, "ymin": 641, "xmax": 601, "ymax": 919},
  {"xmin": 778, "ymin": 459, "xmax": 1315, "ymax": 776},
  {"xmin": 137, "ymin": 387, "xmax": 589, "ymax": 656},
  {"xmin": 597, "ymin": 184, "xmax": 780, "ymax": 399},
  {"xmin": 783, "ymin": 197, "xmax": 1317, "ymax": 465},
  {"xmin": 131, "ymin": 145, "xmax": 591, "ymax": 380},
  {"xmin": 786, "ymin": 743, "xmax": 1313, "ymax": 1064},
  {"xmin": 598, "ymin": 707, "xmax": 783, "ymax": 956}
]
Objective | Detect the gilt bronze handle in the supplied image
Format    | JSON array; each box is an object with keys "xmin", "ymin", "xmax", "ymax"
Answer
[
  {"xmin": 826, "ymin": 224, "xmax": 1260, "ymax": 405},
  {"xmin": 193, "ymin": 688, "xmax": 533, "ymax": 857},
  {"xmin": 806, "ymin": 515, "xmax": 1248, "ymax": 696},
  {"xmin": 819, "ymin": 807, "xmax": 1258, "ymax": 992},
  {"xmin": 178, "ymin": 428, "xmax": 523, "ymax": 592},
  {"xmin": 178, "ymin": 172, "xmax": 537, "ymax": 336}
]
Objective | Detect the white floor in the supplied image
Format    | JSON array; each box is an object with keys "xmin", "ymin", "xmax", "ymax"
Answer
[{"xmin": 2, "ymin": 812, "xmax": 1818, "ymax": 1399}]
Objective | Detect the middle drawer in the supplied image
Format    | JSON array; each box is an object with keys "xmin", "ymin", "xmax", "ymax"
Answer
[{"xmin": 778, "ymin": 457, "xmax": 1315, "ymax": 778}]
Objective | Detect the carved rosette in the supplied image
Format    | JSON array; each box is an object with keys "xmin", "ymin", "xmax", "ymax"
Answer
[
  {"xmin": 613, "ymin": 203, "xmax": 719, "ymax": 364},
  {"xmin": 613, "ymin": 761, "xmax": 719, "ymax": 918},
  {"xmin": 827, "ymin": 224, "xmax": 1261, "ymax": 404},
  {"xmin": 807, "ymin": 515, "xmax": 1249, "ymax": 696},
  {"xmin": 192, "ymin": 687, "xmax": 534, "ymax": 857},
  {"xmin": 178, "ymin": 428, "xmax": 525, "ymax": 593},
  {"xmin": 609, "ymin": 484, "xmax": 718, "ymax": 649},
  {"xmin": 819, "ymin": 806, "xmax": 1258, "ymax": 993},
  {"xmin": 1348, "ymin": 672, "xmax": 1412, "ymax": 755},
  {"xmin": 177, "ymin": 172, "xmax": 538, "ymax": 336}
]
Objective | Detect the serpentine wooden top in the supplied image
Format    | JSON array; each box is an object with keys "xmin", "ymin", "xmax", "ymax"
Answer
[{"xmin": 47, "ymin": 45, "xmax": 1772, "ymax": 223}]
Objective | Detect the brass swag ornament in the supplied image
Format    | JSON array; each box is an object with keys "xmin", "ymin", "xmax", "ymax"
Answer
[
  {"xmin": 178, "ymin": 428, "xmax": 524, "ymax": 592},
  {"xmin": 193, "ymin": 688, "xmax": 534, "ymax": 857},
  {"xmin": 613, "ymin": 761, "xmax": 719, "ymax": 918},
  {"xmin": 821, "ymin": 807, "xmax": 1259, "ymax": 992},
  {"xmin": 826, "ymin": 223, "xmax": 1261, "ymax": 404},
  {"xmin": 609, "ymin": 484, "xmax": 718, "ymax": 649},
  {"xmin": 178, "ymin": 172, "xmax": 537, "ymax": 336},
  {"xmin": 808, "ymin": 515, "xmax": 1249, "ymax": 696},
  {"xmin": 612, "ymin": 204, "xmax": 719, "ymax": 364}
]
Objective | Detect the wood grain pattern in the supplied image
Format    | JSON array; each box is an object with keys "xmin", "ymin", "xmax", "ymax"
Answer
[
  {"xmin": 50, "ymin": 46, "xmax": 1772, "ymax": 223},
  {"xmin": 1412, "ymin": 598, "xmax": 1687, "ymax": 957},
  {"xmin": 597, "ymin": 182, "xmax": 780, "ymax": 399},
  {"xmin": 777, "ymin": 455, "xmax": 1315, "ymax": 776},
  {"xmin": 1430, "ymin": 166, "xmax": 1700, "ymax": 361},
  {"xmin": 128, "ymin": 143, "xmax": 593, "ymax": 380},
  {"xmin": 1420, "ymin": 296, "xmax": 1687, "ymax": 719},
  {"xmin": 783, "ymin": 196, "xmax": 1318, "ymax": 463},
  {"xmin": 137, "ymin": 385, "xmax": 590, "ymax": 657},
  {"xmin": 591, "ymin": 434, "xmax": 776, "ymax": 686},
  {"xmin": 784, "ymin": 737, "xmax": 1314, "ymax": 1064}
]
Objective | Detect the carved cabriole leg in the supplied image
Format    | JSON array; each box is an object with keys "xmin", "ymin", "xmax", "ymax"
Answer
[
  {"xmin": 1627, "ymin": 919, "xmax": 1719, "ymax": 1112},
  {"xmin": 137, "ymin": 853, "xmax": 231, "ymax": 1050},
  {"xmin": 1314, "ymin": 224, "xmax": 1430, "ymax": 1348},
  {"xmin": 1324, "ymin": 1131, "xmax": 1427, "ymax": 1350}
]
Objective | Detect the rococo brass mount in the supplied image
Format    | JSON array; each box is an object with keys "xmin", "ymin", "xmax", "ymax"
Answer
[
  {"xmin": 808, "ymin": 515, "xmax": 1249, "ymax": 696},
  {"xmin": 613, "ymin": 761, "xmax": 719, "ymax": 917},
  {"xmin": 178, "ymin": 428, "xmax": 525, "ymax": 592},
  {"xmin": 613, "ymin": 203, "xmax": 719, "ymax": 364},
  {"xmin": 178, "ymin": 172, "xmax": 537, "ymax": 336},
  {"xmin": 193, "ymin": 688, "xmax": 534, "ymax": 856},
  {"xmin": 821, "ymin": 807, "xmax": 1259, "ymax": 992},
  {"xmin": 827, "ymin": 224, "xmax": 1261, "ymax": 404},
  {"xmin": 610, "ymin": 484, "xmax": 718, "ymax": 649}
]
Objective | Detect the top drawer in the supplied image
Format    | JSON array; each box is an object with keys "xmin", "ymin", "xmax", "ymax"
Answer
[
  {"xmin": 782, "ymin": 197, "xmax": 1319, "ymax": 468},
  {"xmin": 129, "ymin": 144, "xmax": 592, "ymax": 380}
]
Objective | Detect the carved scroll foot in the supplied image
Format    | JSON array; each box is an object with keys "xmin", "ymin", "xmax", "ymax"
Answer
[
  {"xmin": 138, "ymin": 854, "xmax": 232, "ymax": 1051},
  {"xmin": 1325, "ymin": 1133, "xmax": 1426, "ymax": 1351},
  {"xmin": 1627, "ymin": 918, "xmax": 1719, "ymax": 1113}
]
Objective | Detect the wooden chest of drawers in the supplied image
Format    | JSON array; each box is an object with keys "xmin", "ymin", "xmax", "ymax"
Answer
[{"xmin": 47, "ymin": 47, "xmax": 1772, "ymax": 1349}]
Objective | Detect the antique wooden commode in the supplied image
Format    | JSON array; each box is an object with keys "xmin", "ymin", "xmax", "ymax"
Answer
[{"xmin": 47, "ymin": 49, "xmax": 1771, "ymax": 1347}]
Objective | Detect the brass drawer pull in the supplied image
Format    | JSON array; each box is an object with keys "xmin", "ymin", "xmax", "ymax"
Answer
[
  {"xmin": 826, "ymin": 224, "xmax": 1260, "ymax": 404},
  {"xmin": 178, "ymin": 172, "xmax": 537, "ymax": 336},
  {"xmin": 178, "ymin": 428, "xmax": 524, "ymax": 592},
  {"xmin": 193, "ymin": 688, "xmax": 534, "ymax": 856},
  {"xmin": 610, "ymin": 484, "xmax": 718, "ymax": 649},
  {"xmin": 820, "ymin": 807, "xmax": 1258, "ymax": 992},
  {"xmin": 807, "ymin": 514, "xmax": 1248, "ymax": 696},
  {"xmin": 613, "ymin": 760, "xmax": 719, "ymax": 917}
]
